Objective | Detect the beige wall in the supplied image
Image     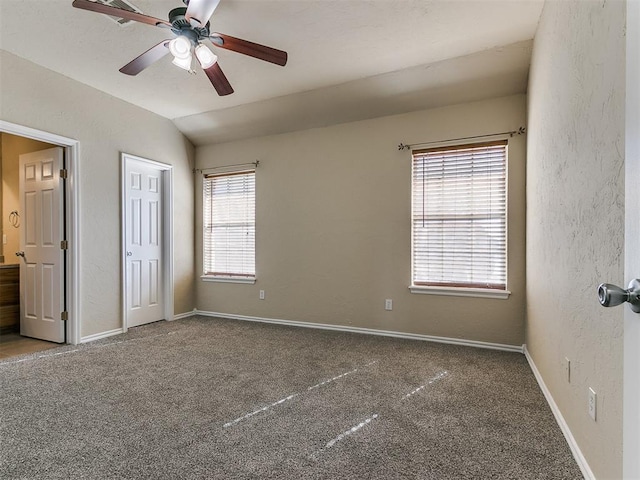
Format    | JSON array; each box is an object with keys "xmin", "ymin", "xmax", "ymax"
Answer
[
  {"xmin": 1, "ymin": 134, "xmax": 54, "ymax": 265},
  {"xmin": 196, "ymin": 95, "xmax": 527, "ymax": 346},
  {"xmin": 0, "ymin": 51, "xmax": 196, "ymax": 338},
  {"xmin": 526, "ymin": 1, "xmax": 625, "ymax": 478}
]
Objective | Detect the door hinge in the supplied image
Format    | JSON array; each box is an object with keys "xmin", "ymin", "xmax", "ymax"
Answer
[
  {"xmin": 61, "ymin": 311, "xmax": 69, "ymax": 321},
  {"xmin": 60, "ymin": 169, "xmax": 68, "ymax": 179},
  {"xmin": 60, "ymin": 240, "xmax": 68, "ymax": 250}
]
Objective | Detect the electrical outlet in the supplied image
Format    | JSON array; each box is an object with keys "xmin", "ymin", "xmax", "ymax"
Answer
[
  {"xmin": 564, "ymin": 357, "xmax": 571, "ymax": 383},
  {"xmin": 2, "ymin": 234, "xmax": 6, "ymax": 244},
  {"xmin": 588, "ymin": 387, "xmax": 597, "ymax": 421},
  {"xmin": 259, "ymin": 290, "xmax": 265, "ymax": 300},
  {"xmin": 385, "ymin": 299, "xmax": 393, "ymax": 311}
]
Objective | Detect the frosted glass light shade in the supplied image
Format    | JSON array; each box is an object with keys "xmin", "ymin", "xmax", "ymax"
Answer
[
  {"xmin": 172, "ymin": 53, "xmax": 193, "ymax": 71},
  {"xmin": 169, "ymin": 36, "xmax": 192, "ymax": 59},
  {"xmin": 195, "ymin": 44, "xmax": 218, "ymax": 68}
]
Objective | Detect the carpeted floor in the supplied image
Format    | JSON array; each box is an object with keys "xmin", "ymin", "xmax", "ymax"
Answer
[{"xmin": 0, "ymin": 316, "xmax": 582, "ymax": 479}]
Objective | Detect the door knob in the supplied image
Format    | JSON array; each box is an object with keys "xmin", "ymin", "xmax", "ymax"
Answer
[
  {"xmin": 598, "ymin": 279, "xmax": 640, "ymax": 313},
  {"xmin": 15, "ymin": 251, "xmax": 24, "ymax": 257}
]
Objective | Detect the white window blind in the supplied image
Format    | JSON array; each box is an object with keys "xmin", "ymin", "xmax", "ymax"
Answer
[
  {"xmin": 412, "ymin": 140, "xmax": 507, "ymax": 290},
  {"xmin": 203, "ymin": 170, "xmax": 255, "ymax": 277}
]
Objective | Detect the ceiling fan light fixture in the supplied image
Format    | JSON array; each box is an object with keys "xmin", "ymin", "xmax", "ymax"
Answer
[
  {"xmin": 71, "ymin": 0, "xmax": 287, "ymax": 96},
  {"xmin": 169, "ymin": 36, "xmax": 192, "ymax": 59},
  {"xmin": 195, "ymin": 44, "xmax": 218, "ymax": 68}
]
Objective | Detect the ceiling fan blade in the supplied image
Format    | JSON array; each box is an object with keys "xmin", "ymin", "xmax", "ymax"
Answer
[
  {"xmin": 72, "ymin": 0, "xmax": 171, "ymax": 27},
  {"xmin": 204, "ymin": 63, "xmax": 234, "ymax": 96},
  {"xmin": 185, "ymin": 0, "xmax": 221, "ymax": 26},
  {"xmin": 210, "ymin": 33, "xmax": 288, "ymax": 66},
  {"xmin": 120, "ymin": 41, "xmax": 171, "ymax": 76}
]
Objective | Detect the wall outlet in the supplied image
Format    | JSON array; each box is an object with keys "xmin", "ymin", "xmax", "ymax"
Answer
[
  {"xmin": 259, "ymin": 290, "xmax": 265, "ymax": 300},
  {"xmin": 2, "ymin": 234, "xmax": 6, "ymax": 244},
  {"xmin": 588, "ymin": 387, "xmax": 597, "ymax": 421},
  {"xmin": 385, "ymin": 299, "xmax": 393, "ymax": 311},
  {"xmin": 564, "ymin": 357, "xmax": 571, "ymax": 383}
]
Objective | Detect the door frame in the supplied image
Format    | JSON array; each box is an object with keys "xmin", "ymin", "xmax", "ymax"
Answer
[
  {"xmin": 624, "ymin": 0, "xmax": 640, "ymax": 476},
  {"xmin": 120, "ymin": 153, "xmax": 174, "ymax": 332},
  {"xmin": 0, "ymin": 120, "xmax": 80, "ymax": 345}
]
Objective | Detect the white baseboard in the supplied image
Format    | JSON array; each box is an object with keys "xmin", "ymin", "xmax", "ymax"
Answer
[
  {"xmin": 524, "ymin": 345, "xmax": 594, "ymax": 480},
  {"xmin": 83, "ymin": 312, "xmax": 195, "ymax": 342},
  {"xmin": 81, "ymin": 312, "xmax": 194, "ymax": 342},
  {"xmin": 195, "ymin": 310, "xmax": 524, "ymax": 353},
  {"xmin": 172, "ymin": 310, "xmax": 196, "ymax": 321},
  {"xmin": 80, "ymin": 328, "xmax": 124, "ymax": 344}
]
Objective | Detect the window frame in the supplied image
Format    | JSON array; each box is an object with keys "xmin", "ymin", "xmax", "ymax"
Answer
[
  {"xmin": 409, "ymin": 139, "xmax": 511, "ymax": 299},
  {"xmin": 201, "ymin": 169, "xmax": 256, "ymax": 284}
]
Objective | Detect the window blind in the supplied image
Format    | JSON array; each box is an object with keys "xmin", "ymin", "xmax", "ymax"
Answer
[
  {"xmin": 412, "ymin": 140, "xmax": 507, "ymax": 290},
  {"xmin": 203, "ymin": 170, "xmax": 255, "ymax": 277}
]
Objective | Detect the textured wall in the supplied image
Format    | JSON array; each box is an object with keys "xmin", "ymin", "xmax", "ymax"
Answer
[
  {"xmin": 196, "ymin": 95, "xmax": 527, "ymax": 346},
  {"xmin": 526, "ymin": 1, "xmax": 625, "ymax": 477},
  {"xmin": 0, "ymin": 51, "xmax": 196, "ymax": 338}
]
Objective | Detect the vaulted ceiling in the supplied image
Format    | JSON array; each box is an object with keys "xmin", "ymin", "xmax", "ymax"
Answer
[{"xmin": 0, "ymin": 0, "xmax": 544, "ymax": 145}]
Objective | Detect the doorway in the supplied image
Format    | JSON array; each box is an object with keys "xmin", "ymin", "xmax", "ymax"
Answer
[
  {"xmin": 121, "ymin": 153, "xmax": 173, "ymax": 330},
  {"xmin": 0, "ymin": 121, "xmax": 79, "ymax": 346}
]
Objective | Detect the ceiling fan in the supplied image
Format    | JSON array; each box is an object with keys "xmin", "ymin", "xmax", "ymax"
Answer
[{"xmin": 71, "ymin": 0, "xmax": 288, "ymax": 96}]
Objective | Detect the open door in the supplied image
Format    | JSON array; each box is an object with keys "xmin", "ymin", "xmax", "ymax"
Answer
[{"xmin": 18, "ymin": 147, "xmax": 65, "ymax": 343}]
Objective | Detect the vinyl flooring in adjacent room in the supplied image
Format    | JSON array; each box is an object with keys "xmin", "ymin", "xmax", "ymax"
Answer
[
  {"xmin": 0, "ymin": 331, "xmax": 59, "ymax": 360},
  {"xmin": 0, "ymin": 316, "xmax": 582, "ymax": 479}
]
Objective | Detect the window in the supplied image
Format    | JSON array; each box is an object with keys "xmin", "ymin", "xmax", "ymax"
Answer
[
  {"xmin": 411, "ymin": 140, "xmax": 508, "ymax": 296},
  {"xmin": 203, "ymin": 170, "xmax": 255, "ymax": 281}
]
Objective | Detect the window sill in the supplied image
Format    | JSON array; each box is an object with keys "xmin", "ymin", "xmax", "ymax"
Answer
[
  {"xmin": 201, "ymin": 275, "xmax": 256, "ymax": 284},
  {"xmin": 409, "ymin": 285, "xmax": 511, "ymax": 299}
]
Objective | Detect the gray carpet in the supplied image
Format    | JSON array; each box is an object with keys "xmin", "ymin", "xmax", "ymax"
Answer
[{"xmin": 0, "ymin": 316, "xmax": 582, "ymax": 479}]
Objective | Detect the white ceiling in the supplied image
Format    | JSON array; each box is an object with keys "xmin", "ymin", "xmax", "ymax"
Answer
[{"xmin": 0, "ymin": 0, "xmax": 544, "ymax": 145}]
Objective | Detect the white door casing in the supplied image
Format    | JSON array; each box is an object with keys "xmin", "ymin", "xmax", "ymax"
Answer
[
  {"xmin": 1, "ymin": 120, "xmax": 79, "ymax": 345},
  {"xmin": 19, "ymin": 147, "xmax": 65, "ymax": 343},
  {"xmin": 122, "ymin": 154, "xmax": 173, "ymax": 329}
]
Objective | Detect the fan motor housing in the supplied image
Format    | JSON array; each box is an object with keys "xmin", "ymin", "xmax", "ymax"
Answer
[{"xmin": 169, "ymin": 7, "xmax": 210, "ymax": 40}]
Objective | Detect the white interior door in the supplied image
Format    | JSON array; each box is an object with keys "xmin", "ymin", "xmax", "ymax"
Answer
[
  {"xmin": 624, "ymin": 0, "xmax": 640, "ymax": 477},
  {"xmin": 19, "ymin": 147, "xmax": 64, "ymax": 343},
  {"xmin": 124, "ymin": 158, "xmax": 165, "ymax": 327}
]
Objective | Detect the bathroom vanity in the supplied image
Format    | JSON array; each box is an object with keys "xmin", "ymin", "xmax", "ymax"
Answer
[{"xmin": 0, "ymin": 265, "xmax": 19, "ymax": 333}]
